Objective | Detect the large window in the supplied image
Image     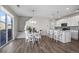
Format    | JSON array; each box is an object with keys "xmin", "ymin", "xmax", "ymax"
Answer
[
  {"xmin": 0, "ymin": 10, "xmax": 6, "ymax": 46},
  {"xmin": 0, "ymin": 7, "xmax": 13, "ymax": 47}
]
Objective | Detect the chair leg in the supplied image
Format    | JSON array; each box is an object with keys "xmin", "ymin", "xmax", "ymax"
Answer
[
  {"xmin": 31, "ymin": 39, "xmax": 35, "ymax": 47},
  {"xmin": 38, "ymin": 39, "xmax": 40, "ymax": 44}
]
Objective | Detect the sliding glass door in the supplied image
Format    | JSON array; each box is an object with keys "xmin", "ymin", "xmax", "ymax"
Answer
[
  {"xmin": 0, "ymin": 10, "xmax": 6, "ymax": 47},
  {"xmin": 0, "ymin": 8, "xmax": 13, "ymax": 47},
  {"xmin": 7, "ymin": 15, "xmax": 13, "ymax": 41}
]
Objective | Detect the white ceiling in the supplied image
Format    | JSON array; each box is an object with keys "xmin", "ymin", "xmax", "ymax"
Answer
[{"xmin": 8, "ymin": 5, "xmax": 79, "ymax": 18}]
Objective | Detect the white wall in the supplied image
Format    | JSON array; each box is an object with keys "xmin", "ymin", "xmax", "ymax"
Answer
[
  {"xmin": 18, "ymin": 16, "xmax": 56, "ymax": 35},
  {"xmin": 56, "ymin": 14, "xmax": 79, "ymax": 26},
  {"xmin": 18, "ymin": 16, "xmax": 31, "ymax": 32},
  {"xmin": 26, "ymin": 17, "xmax": 50, "ymax": 31},
  {"xmin": 2, "ymin": 5, "xmax": 19, "ymax": 39},
  {"xmin": 25, "ymin": 17, "xmax": 55, "ymax": 35}
]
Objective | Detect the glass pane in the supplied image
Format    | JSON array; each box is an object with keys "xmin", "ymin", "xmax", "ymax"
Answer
[
  {"xmin": 7, "ymin": 15, "xmax": 12, "ymax": 41},
  {"xmin": 0, "ymin": 10, "xmax": 6, "ymax": 46}
]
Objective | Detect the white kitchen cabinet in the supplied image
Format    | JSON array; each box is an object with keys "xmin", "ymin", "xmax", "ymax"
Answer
[
  {"xmin": 60, "ymin": 30, "xmax": 71, "ymax": 43},
  {"xmin": 54, "ymin": 30, "xmax": 71, "ymax": 43},
  {"xmin": 71, "ymin": 30, "xmax": 78, "ymax": 40}
]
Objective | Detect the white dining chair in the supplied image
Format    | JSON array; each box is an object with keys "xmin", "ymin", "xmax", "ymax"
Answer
[
  {"xmin": 25, "ymin": 31, "xmax": 35, "ymax": 46},
  {"xmin": 34, "ymin": 33, "xmax": 41, "ymax": 43}
]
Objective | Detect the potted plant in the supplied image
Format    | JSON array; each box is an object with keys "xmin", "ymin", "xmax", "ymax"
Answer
[{"xmin": 26, "ymin": 26, "xmax": 32, "ymax": 33}]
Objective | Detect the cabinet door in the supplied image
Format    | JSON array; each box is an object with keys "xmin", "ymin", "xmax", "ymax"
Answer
[
  {"xmin": 71, "ymin": 30, "xmax": 78, "ymax": 40},
  {"xmin": 65, "ymin": 31, "xmax": 71, "ymax": 42}
]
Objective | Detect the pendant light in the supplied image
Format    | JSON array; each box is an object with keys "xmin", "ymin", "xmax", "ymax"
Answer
[{"xmin": 32, "ymin": 9, "xmax": 35, "ymax": 18}]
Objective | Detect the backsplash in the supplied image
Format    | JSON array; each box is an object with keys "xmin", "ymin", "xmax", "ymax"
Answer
[{"xmin": 55, "ymin": 26, "xmax": 79, "ymax": 30}]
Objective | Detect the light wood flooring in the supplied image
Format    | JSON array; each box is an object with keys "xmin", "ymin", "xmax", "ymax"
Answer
[{"xmin": 0, "ymin": 36, "xmax": 79, "ymax": 53}]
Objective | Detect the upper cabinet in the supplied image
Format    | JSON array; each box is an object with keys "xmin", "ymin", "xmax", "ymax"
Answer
[
  {"xmin": 67, "ymin": 16, "xmax": 78, "ymax": 26},
  {"xmin": 56, "ymin": 15, "xmax": 79, "ymax": 26}
]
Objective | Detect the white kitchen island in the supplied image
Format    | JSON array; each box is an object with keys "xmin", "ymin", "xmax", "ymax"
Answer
[
  {"xmin": 60, "ymin": 30, "xmax": 71, "ymax": 43},
  {"xmin": 54, "ymin": 30, "xmax": 71, "ymax": 43}
]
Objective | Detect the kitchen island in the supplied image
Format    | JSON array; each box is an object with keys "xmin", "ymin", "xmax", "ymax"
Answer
[
  {"xmin": 59, "ymin": 30, "xmax": 71, "ymax": 43},
  {"xmin": 54, "ymin": 30, "xmax": 71, "ymax": 43}
]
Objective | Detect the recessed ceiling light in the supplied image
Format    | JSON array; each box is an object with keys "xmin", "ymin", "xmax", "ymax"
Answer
[
  {"xmin": 66, "ymin": 8, "xmax": 70, "ymax": 10},
  {"xmin": 75, "ymin": 10, "xmax": 79, "ymax": 12}
]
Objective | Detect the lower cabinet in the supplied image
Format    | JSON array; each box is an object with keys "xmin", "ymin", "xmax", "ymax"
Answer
[
  {"xmin": 71, "ymin": 30, "xmax": 78, "ymax": 40},
  {"xmin": 59, "ymin": 30, "xmax": 71, "ymax": 43}
]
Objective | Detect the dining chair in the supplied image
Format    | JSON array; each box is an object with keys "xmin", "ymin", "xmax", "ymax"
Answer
[
  {"xmin": 34, "ymin": 33, "xmax": 41, "ymax": 44},
  {"xmin": 25, "ymin": 31, "xmax": 35, "ymax": 46}
]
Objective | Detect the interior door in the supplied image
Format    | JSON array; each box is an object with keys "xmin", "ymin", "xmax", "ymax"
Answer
[{"xmin": 0, "ymin": 10, "xmax": 6, "ymax": 47}]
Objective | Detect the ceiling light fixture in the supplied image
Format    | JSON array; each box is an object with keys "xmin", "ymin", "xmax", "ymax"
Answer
[
  {"xmin": 75, "ymin": 10, "xmax": 79, "ymax": 12},
  {"xmin": 56, "ymin": 10, "xmax": 60, "ymax": 18},
  {"xmin": 75, "ymin": 9, "xmax": 79, "ymax": 12},
  {"xmin": 66, "ymin": 8, "xmax": 70, "ymax": 10},
  {"xmin": 32, "ymin": 9, "xmax": 36, "ymax": 18}
]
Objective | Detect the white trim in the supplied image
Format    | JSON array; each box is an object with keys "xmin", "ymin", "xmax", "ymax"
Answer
[
  {"xmin": 12, "ymin": 18, "xmax": 15, "ymax": 40},
  {"xmin": 5, "ymin": 14, "xmax": 8, "ymax": 43}
]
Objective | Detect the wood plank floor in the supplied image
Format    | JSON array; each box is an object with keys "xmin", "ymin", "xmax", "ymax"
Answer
[{"xmin": 0, "ymin": 36, "xmax": 79, "ymax": 53}]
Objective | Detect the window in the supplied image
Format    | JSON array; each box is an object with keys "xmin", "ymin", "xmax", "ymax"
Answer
[{"xmin": 0, "ymin": 6, "xmax": 14, "ymax": 47}]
